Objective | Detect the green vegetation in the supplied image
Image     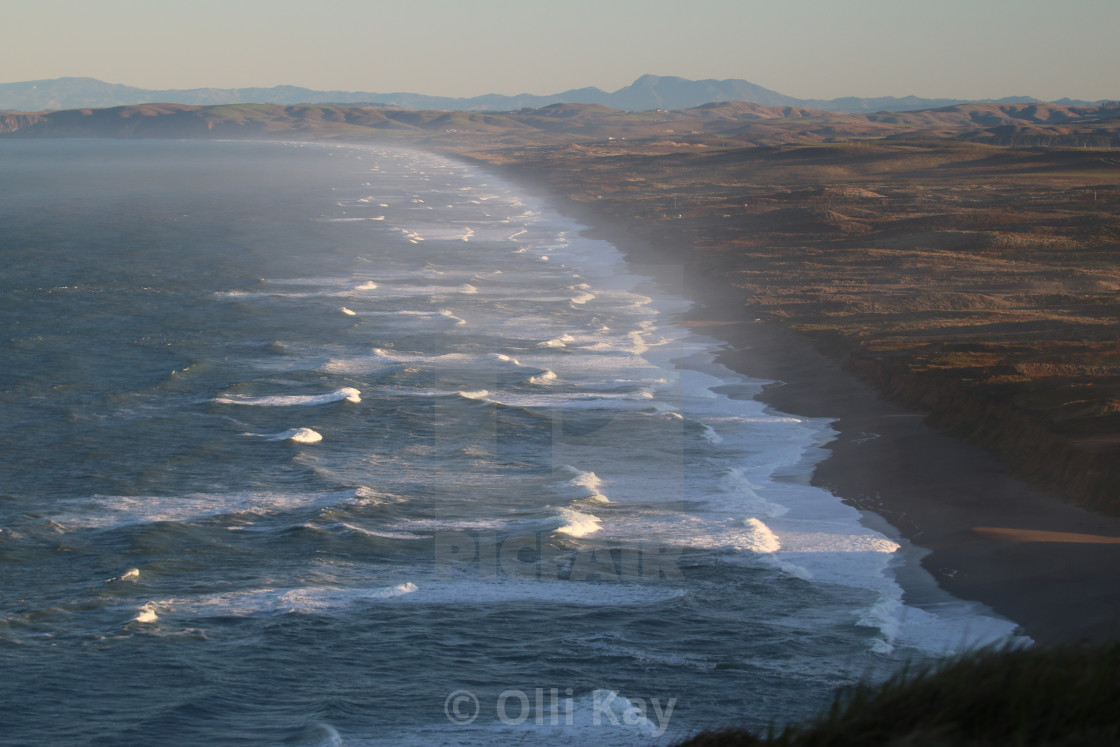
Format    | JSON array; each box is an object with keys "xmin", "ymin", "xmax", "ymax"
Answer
[{"xmin": 675, "ymin": 643, "xmax": 1120, "ymax": 746}]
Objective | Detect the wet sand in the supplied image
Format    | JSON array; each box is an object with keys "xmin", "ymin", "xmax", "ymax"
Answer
[
  {"xmin": 465, "ymin": 153, "xmax": 1120, "ymax": 644},
  {"xmin": 581, "ymin": 217, "xmax": 1120, "ymax": 645},
  {"xmin": 679, "ymin": 282, "xmax": 1120, "ymax": 645}
]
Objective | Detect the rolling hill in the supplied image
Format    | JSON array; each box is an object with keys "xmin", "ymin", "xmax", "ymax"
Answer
[{"xmin": 0, "ymin": 74, "xmax": 1106, "ymax": 114}]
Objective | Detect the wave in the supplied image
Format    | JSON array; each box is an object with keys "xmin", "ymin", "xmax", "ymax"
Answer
[
  {"xmin": 263, "ymin": 427, "xmax": 323, "ymax": 444},
  {"xmin": 439, "ymin": 309, "xmax": 466, "ymax": 326},
  {"xmin": 558, "ymin": 467, "xmax": 610, "ymax": 503},
  {"xmin": 163, "ymin": 583, "xmax": 421, "ymax": 616},
  {"xmin": 213, "ymin": 387, "xmax": 361, "ymax": 406},
  {"xmin": 733, "ymin": 517, "xmax": 781, "ymax": 553},
  {"xmin": 556, "ymin": 508, "xmax": 602, "ymax": 537},
  {"xmin": 713, "ymin": 468, "xmax": 789, "ymax": 518},
  {"xmin": 105, "ymin": 568, "xmax": 141, "ymax": 583},
  {"xmin": 394, "ymin": 227, "xmax": 424, "ymax": 243},
  {"xmin": 699, "ymin": 423, "xmax": 723, "ymax": 443},
  {"xmin": 537, "ymin": 334, "xmax": 574, "ymax": 348},
  {"xmin": 155, "ymin": 579, "xmax": 683, "ymax": 618},
  {"xmin": 323, "ymin": 349, "xmax": 531, "ymax": 375},
  {"xmin": 133, "ymin": 602, "xmax": 159, "ymax": 624},
  {"xmin": 391, "ymin": 224, "xmax": 477, "ymax": 243},
  {"xmin": 528, "ymin": 370, "xmax": 557, "ymax": 385},
  {"xmin": 49, "ymin": 489, "xmax": 366, "ymax": 531}
]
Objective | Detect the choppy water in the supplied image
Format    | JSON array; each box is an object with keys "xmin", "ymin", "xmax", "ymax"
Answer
[{"xmin": 0, "ymin": 140, "xmax": 1021, "ymax": 746}]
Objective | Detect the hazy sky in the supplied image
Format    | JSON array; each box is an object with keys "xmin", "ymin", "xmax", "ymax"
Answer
[{"xmin": 5, "ymin": 0, "xmax": 1118, "ymax": 101}]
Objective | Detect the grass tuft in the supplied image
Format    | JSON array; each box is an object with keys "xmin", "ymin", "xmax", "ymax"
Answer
[{"xmin": 674, "ymin": 642, "xmax": 1120, "ymax": 746}]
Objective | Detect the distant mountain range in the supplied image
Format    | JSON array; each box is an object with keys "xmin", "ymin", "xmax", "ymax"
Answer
[
  {"xmin": 3, "ymin": 100, "xmax": 1117, "ymax": 150},
  {"xmin": 0, "ymin": 75, "xmax": 1107, "ymax": 114}
]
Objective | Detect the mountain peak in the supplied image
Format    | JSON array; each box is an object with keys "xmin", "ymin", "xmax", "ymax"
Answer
[{"xmin": 0, "ymin": 75, "xmax": 1102, "ymax": 115}]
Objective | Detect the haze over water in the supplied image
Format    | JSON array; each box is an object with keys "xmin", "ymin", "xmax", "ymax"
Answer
[{"xmin": 0, "ymin": 140, "xmax": 1020, "ymax": 745}]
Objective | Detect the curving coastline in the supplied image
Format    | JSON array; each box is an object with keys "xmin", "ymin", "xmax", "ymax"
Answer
[{"xmin": 452, "ymin": 141, "xmax": 1120, "ymax": 644}]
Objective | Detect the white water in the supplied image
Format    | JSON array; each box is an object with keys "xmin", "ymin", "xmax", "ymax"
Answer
[{"xmin": 0, "ymin": 140, "xmax": 1024, "ymax": 747}]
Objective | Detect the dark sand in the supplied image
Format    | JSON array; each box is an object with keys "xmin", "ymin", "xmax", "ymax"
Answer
[
  {"xmin": 590, "ymin": 230, "xmax": 1120, "ymax": 646},
  {"xmin": 693, "ymin": 304, "xmax": 1120, "ymax": 644},
  {"xmin": 469, "ymin": 156, "xmax": 1120, "ymax": 644}
]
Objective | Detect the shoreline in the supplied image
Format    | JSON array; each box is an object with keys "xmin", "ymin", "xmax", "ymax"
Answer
[
  {"xmin": 479, "ymin": 164, "xmax": 1120, "ymax": 645},
  {"xmin": 685, "ymin": 292, "xmax": 1120, "ymax": 645}
]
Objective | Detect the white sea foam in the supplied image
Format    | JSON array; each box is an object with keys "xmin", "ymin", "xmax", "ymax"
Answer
[
  {"xmin": 528, "ymin": 370, "xmax": 557, "ymax": 385},
  {"xmin": 733, "ymin": 518, "xmax": 781, "ymax": 553},
  {"xmin": 164, "ymin": 583, "xmax": 420, "ymax": 616},
  {"xmin": 699, "ymin": 423, "xmax": 723, "ymax": 443},
  {"xmin": 537, "ymin": 334, "xmax": 574, "ymax": 348},
  {"xmin": 323, "ymin": 349, "xmax": 530, "ymax": 376},
  {"xmin": 159, "ymin": 579, "xmax": 682, "ymax": 618},
  {"xmin": 313, "ymin": 216, "xmax": 384, "ymax": 223},
  {"xmin": 265, "ymin": 427, "xmax": 323, "ymax": 444},
  {"xmin": 15, "ymin": 143, "xmax": 1030, "ymax": 733},
  {"xmin": 329, "ymin": 522, "xmax": 425, "ymax": 541},
  {"xmin": 439, "ymin": 309, "xmax": 466, "ymax": 326},
  {"xmin": 558, "ymin": 467, "xmax": 610, "ymax": 503},
  {"xmin": 337, "ymin": 146, "xmax": 1020, "ymax": 659},
  {"xmin": 629, "ymin": 515, "xmax": 782, "ymax": 555},
  {"xmin": 213, "ymin": 387, "xmax": 361, "ymax": 406},
  {"xmin": 133, "ymin": 602, "xmax": 159, "ymax": 624},
  {"xmin": 50, "ymin": 489, "xmax": 364, "ymax": 530},
  {"xmin": 710, "ymin": 468, "xmax": 789, "ymax": 518},
  {"xmin": 391, "ymin": 224, "xmax": 477, "ymax": 243},
  {"xmin": 556, "ymin": 508, "xmax": 602, "ymax": 537}
]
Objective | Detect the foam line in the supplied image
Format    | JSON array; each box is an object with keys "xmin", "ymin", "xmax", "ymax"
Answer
[{"xmin": 213, "ymin": 387, "xmax": 361, "ymax": 406}]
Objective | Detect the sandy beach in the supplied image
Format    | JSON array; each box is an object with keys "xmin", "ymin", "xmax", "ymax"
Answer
[
  {"xmin": 688, "ymin": 296, "xmax": 1120, "ymax": 644},
  {"xmin": 502, "ymin": 177, "xmax": 1120, "ymax": 646}
]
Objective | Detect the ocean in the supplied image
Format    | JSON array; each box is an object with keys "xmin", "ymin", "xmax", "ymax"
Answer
[{"xmin": 0, "ymin": 139, "xmax": 1021, "ymax": 746}]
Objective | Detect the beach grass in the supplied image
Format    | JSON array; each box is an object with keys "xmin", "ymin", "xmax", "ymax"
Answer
[{"xmin": 675, "ymin": 642, "xmax": 1120, "ymax": 746}]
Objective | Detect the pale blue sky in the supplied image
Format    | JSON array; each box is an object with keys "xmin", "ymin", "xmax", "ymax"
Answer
[{"xmin": 4, "ymin": 0, "xmax": 1117, "ymax": 101}]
